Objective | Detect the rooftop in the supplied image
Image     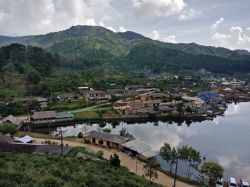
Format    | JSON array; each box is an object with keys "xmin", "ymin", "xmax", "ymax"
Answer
[
  {"xmin": 85, "ymin": 130, "xmax": 133, "ymax": 144},
  {"xmin": 32, "ymin": 111, "xmax": 56, "ymax": 120}
]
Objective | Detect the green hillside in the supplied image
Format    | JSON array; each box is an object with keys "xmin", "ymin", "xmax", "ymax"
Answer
[
  {"xmin": 0, "ymin": 25, "xmax": 250, "ymax": 76},
  {"xmin": 0, "ymin": 152, "xmax": 161, "ymax": 187}
]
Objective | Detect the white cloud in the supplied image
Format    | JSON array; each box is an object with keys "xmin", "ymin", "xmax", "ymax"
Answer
[
  {"xmin": 107, "ymin": 26, "xmax": 116, "ymax": 32},
  {"xmin": 148, "ymin": 30, "xmax": 160, "ymax": 40},
  {"xmin": 210, "ymin": 18, "xmax": 250, "ymax": 50},
  {"xmin": 0, "ymin": 0, "xmax": 112, "ymax": 36},
  {"xmin": 131, "ymin": 0, "xmax": 186, "ymax": 17},
  {"xmin": 217, "ymin": 155, "xmax": 238, "ymax": 169},
  {"xmin": 210, "ymin": 17, "xmax": 224, "ymax": 33},
  {"xmin": 119, "ymin": 26, "xmax": 127, "ymax": 32},
  {"xmin": 179, "ymin": 9, "xmax": 201, "ymax": 20},
  {"xmin": 163, "ymin": 35, "xmax": 176, "ymax": 43}
]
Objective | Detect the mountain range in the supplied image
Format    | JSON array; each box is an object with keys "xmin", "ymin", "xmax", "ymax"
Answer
[{"xmin": 1, "ymin": 25, "xmax": 250, "ymax": 75}]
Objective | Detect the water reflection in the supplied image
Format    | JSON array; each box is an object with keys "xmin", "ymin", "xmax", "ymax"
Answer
[{"xmin": 51, "ymin": 102, "xmax": 250, "ymax": 181}]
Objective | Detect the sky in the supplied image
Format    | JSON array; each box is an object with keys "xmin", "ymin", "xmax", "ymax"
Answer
[{"xmin": 0, "ymin": 0, "xmax": 250, "ymax": 50}]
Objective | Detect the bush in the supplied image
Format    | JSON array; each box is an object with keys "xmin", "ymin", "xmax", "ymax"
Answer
[
  {"xmin": 109, "ymin": 154, "xmax": 121, "ymax": 167},
  {"xmin": 103, "ymin": 128, "xmax": 111, "ymax": 133},
  {"xmin": 77, "ymin": 132, "xmax": 83, "ymax": 138},
  {"xmin": 0, "ymin": 123, "xmax": 17, "ymax": 135},
  {"xmin": 95, "ymin": 150, "xmax": 104, "ymax": 159}
]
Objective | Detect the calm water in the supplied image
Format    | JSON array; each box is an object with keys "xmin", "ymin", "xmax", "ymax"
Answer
[{"xmin": 52, "ymin": 102, "xmax": 250, "ymax": 181}]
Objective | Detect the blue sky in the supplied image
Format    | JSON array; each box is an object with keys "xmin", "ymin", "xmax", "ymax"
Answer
[{"xmin": 0, "ymin": 0, "xmax": 249, "ymax": 50}]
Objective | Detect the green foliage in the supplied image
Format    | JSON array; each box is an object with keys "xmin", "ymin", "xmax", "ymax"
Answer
[
  {"xmin": 119, "ymin": 128, "xmax": 126, "ymax": 137},
  {"xmin": 103, "ymin": 128, "xmax": 111, "ymax": 133},
  {"xmin": 143, "ymin": 157, "xmax": 159, "ymax": 181},
  {"xmin": 109, "ymin": 153, "xmax": 121, "ymax": 167},
  {"xmin": 178, "ymin": 145, "xmax": 202, "ymax": 180},
  {"xmin": 77, "ymin": 132, "xmax": 83, "ymax": 138},
  {"xmin": 1, "ymin": 26, "xmax": 250, "ymax": 77},
  {"xmin": 159, "ymin": 143, "xmax": 177, "ymax": 173},
  {"xmin": 0, "ymin": 123, "xmax": 17, "ymax": 135},
  {"xmin": 200, "ymin": 161, "xmax": 224, "ymax": 186},
  {"xmin": 0, "ymin": 101, "xmax": 26, "ymax": 116},
  {"xmin": 0, "ymin": 153, "xmax": 161, "ymax": 187}
]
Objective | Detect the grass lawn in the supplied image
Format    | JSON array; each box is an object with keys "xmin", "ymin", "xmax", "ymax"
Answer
[
  {"xmin": 0, "ymin": 153, "xmax": 161, "ymax": 187},
  {"xmin": 74, "ymin": 111, "xmax": 101, "ymax": 119},
  {"xmin": 101, "ymin": 109, "xmax": 121, "ymax": 118}
]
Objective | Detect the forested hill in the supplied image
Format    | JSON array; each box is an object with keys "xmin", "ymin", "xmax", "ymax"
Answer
[
  {"xmin": 0, "ymin": 25, "xmax": 250, "ymax": 74},
  {"xmin": 0, "ymin": 43, "xmax": 58, "ymax": 78}
]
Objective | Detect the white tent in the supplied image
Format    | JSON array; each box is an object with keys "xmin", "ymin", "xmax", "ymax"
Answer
[{"xmin": 18, "ymin": 135, "xmax": 33, "ymax": 144}]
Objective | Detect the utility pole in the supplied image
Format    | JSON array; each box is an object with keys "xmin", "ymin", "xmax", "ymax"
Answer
[
  {"xmin": 173, "ymin": 154, "xmax": 179, "ymax": 187},
  {"xmin": 59, "ymin": 128, "xmax": 67, "ymax": 155}
]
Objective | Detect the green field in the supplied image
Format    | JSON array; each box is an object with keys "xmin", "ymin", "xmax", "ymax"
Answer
[
  {"xmin": 0, "ymin": 152, "xmax": 161, "ymax": 187},
  {"xmin": 49, "ymin": 99, "xmax": 87, "ymax": 111}
]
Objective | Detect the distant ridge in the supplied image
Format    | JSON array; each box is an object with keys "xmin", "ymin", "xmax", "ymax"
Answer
[{"xmin": 0, "ymin": 25, "xmax": 250, "ymax": 74}]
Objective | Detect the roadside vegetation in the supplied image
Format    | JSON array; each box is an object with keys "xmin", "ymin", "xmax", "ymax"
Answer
[
  {"xmin": 0, "ymin": 152, "xmax": 161, "ymax": 187},
  {"xmin": 160, "ymin": 143, "xmax": 224, "ymax": 186}
]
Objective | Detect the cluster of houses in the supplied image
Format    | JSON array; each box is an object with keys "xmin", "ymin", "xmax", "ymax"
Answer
[{"xmin": 113, "ymin": 90, "xmax": 226, "ymax": 118}]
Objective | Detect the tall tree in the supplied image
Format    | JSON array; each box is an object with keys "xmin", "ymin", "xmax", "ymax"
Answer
[
  {"xmin": 178, "ymin": 145, "xmax": 202, "ymax": 180},
  {"xmin": 159, "ymin": 143, "xmax": 177, "ymax": 173},
  {"xmin": 199, "ymin": 161, "xmax": 224, "ymax": 186}
]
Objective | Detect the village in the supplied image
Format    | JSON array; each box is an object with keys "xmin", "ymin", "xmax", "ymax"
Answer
[
  {"xmin": 1, "ymin": 76, "xmax": 250, "ymax": 187},
  {"xmin": 1, "ymin": 76, "xmax": 250, "ymax": 127}
]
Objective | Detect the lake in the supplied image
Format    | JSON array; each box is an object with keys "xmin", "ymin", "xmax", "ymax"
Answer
[{"xmin": 51, "ymin": 102, "xmax": 250, "ymax": 181}]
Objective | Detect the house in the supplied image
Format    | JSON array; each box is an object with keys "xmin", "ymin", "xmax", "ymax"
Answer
[
  {"xmin": 182, "ymin": 96, "xmax": 205, "ymax": 107},
  {"xmin": 122, "ymin": 139, "xmax": 156, "ymax": 160},
  {"xmin": 31, "ymin": 111, "xmax": 56, "ymax": 123},
  {"xmin": 107, "ymin": 89, "xmax": 124, "ymax": 98},
  {"xmin": 57, "ymin": 93, "xmax": 78, "ymax": 101},
  {"xmin": 36, "ymin": 97, "xmax": 48, "ymax": 109},
  {"xmin": 84, "ymin": 130, "xmax": 133, "ymax": 149},
  {"xmin": 56, "ymin": 112, "xmax": 74, "ymax": 121},
  {"xmin": 199, "ymin": 91, "xmax": 219, "ymax": 101},
  {"xmin": 127, "ymin": 101, "xmax": 145, "ymax": 109},
  {"xmin": 0, "ymin": 115, "xmax": 23, "ymax": 128},
  {"xmin": 84, "ymin": 90, "xmax": 111, "ymax": 104},
  {"xmin": 143, "ymin": 100, "xmax": 161, "ymax": 108},
  {"xmin": 159, "ymin": 106, "xmax": 174, "ymax": 114},
  {"xmin": 78, "ymin": 86, "xmax": 91, "ymax": 94},
  {"xmin": 139, "ymin": 92, "xmax": 169, "ymax": 101}
]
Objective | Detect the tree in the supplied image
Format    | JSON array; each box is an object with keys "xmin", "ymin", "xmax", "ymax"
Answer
[
  {"xmin": 77, "ymin": 132, "xmax": 83, "ymax": 138},
  {"xmin": 109, "ymin": 154, "xmax": 121, "ymax": 167},
  {"xmin": 178, "ymin": 145, "xmax": 202, "ymax": 180},
  {"xmin": 119, "ymin": 128, "xmax": 126, "ymax": 137},
  {"xmin": 176, "ymin": 103, "xmax": 184, "ymax": 114},
  {"xmin": 200, "ymin": 161, "xmax": 224, "ymax": 186},
  {"xmin": 103, "ymin": 128, "xmax": 111, "ymax": 133},
  {"xmin": 159, "ymin": 143, "xmax": 177, "ymax": 173},
  {"xmin": 185, "ymin": 106, "xmax": 193, "ymax": 114},
  {"xmin": 143, "ymin": 157, "xmax": 159, "ymax": 181},
  {"xmin": 0, "ymin": 123, "xmax": 17, "ymax": 135}
]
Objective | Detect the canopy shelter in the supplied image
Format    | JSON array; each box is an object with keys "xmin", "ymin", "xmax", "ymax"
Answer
[
  {"xmin": 18, "ymin": 135, "xmax": 33, "ymax": 144},
  {"xmin": 122, "ymin": 139, "xmax": 156, "ymax": 159}
]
